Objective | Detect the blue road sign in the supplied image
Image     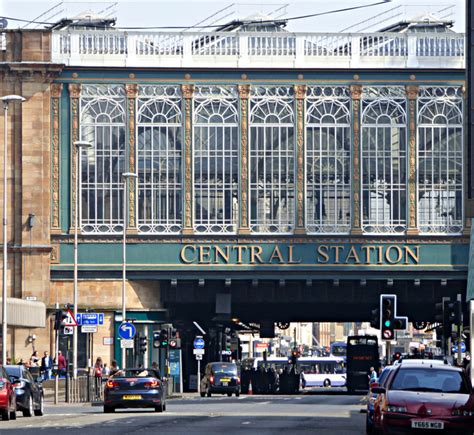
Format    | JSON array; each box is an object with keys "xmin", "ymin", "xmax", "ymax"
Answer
[
  {"xmin": 452, "ymin": 342, "xmax": 466, "ymax": 353},
  {"xmin": 119, "ymin": 322, "xmax": 136, "ymax": 340},
  {"xmin": 76, "ymin": 313, "xmax": 104, "ymax": 326},
  {"xmin": 194, "ymin": 337, "xmax": 205, "ymax": 349}
]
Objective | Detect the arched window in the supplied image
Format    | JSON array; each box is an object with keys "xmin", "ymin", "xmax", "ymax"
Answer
[
  {"xmin": 193, "ymin": 86, "xmax": 239, "ymax": 233},
  {"xmin": 417, "ymin": 87, "xmax": 463, "ymax": 234},
  {"xmin": 137, "ymin": 85, "xmax": 182, "ymax": 233},
  {"xmin": 249, "ymin": 86, "xmax": 295, "ymax": 233},
  {"xmin": 306, "ymin": 86, "xmax": 351, "ymax": 233},
  {"xmin": 80, "ymin": 85, "xmax": 126, "ymax": 233},
  {"xmin": 361, "ymin": 87, "xmax": 407, "ymax": 234}
]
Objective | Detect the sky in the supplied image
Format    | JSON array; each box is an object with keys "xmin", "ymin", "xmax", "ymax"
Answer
[{"xmin": 0, "ymin": 0, "xmax": 466, "ymax": 33}]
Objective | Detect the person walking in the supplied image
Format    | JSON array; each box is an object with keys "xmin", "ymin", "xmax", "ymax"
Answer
[
  {"xmin": 30, "ymin": 350, "xmax": 40, "ymax": 367},
  {"xmin": 40, "ymin": 351, "xmax": 53, "ymax": 380},
  {"xmin": 93, "ymin": 357, "xmax": 104, "ymax": 399},
  {"xmin": 57, "ymin": 350, "xmax": 67, "ymax": 377}
]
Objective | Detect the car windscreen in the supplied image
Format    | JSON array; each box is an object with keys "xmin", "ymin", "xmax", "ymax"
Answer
[
  {"xmin": 4, "ymin": 366, "xmax": 21, "ymax": 378},
  {"xmin": 113, "ymin": 369, "xmax": 160, "ymax": 378},
  {"xmin": 211, "ymin": 363, "xmax": 237, "ymax": 375},
  {"xmin": 390, "ymin": 368, "xmax": 470, "ymax": 394}
]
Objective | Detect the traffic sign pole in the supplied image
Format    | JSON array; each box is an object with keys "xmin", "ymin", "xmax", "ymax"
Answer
[{"xmin": 197, "ymin": 359, "xmax": 200, "ymax": 395}]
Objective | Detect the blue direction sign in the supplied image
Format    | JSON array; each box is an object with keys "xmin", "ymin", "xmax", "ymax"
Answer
[
  {"xmin": 452, "ymin": 342, "xmax": 466, "ymax": 353},
  {"xmin": 119, "ymin": 322, "xmax": 136, "ymax": 340},
  {"xmin": 77, "ymin": 313, "xmax": 104, "ymax": 326},
  {"xmin": 194, "ymin": 337, "xmax": 205, "ymax": 349}
]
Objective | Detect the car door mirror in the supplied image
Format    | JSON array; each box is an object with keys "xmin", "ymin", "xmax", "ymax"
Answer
[{"xmin": 371, "ymin": 387, "xmax": 386, "ymax": 395}]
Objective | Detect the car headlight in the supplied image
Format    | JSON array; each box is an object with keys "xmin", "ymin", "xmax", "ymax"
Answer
[
  {"xmin": 452, "ymin": 409, "xmax": 474, "ymax": 417},
  {"xmin": 386, "ymin": 405, "xmax": 408, "ymax": 413}
]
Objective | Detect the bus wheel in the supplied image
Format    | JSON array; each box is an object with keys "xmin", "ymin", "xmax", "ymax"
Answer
[{"xmin": 323, "ymin": 379, "xmax": 331, "ymax": 387}]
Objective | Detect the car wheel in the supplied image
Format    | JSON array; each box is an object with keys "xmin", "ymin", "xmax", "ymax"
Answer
[
  {"xmin": 10, "ymin": 409, "xmax": 16, "ymax": 420},
  {"xmin": 236, "ymin": 391, "xmax": 240, "ymax": 397},
  {"xmin": 23, "ymin": 395, "xmax": 33, "ymax": 417},
  {"xmin": 103, "ymin": 406, "xmax": 115, "ymax": 413},
  {"xmin": 34, "ymin": 395, "xmax": 44, "ymax": 416},
  {"xmin": 2, "ymin": 409, "xmax": 10, "ymax": 421},
  {"xmin": 155, "ymin": 403, "xmax": 164, "ymax": 413},
  {"xmin": 227, "ymin": 392, "xmax": 232, "ymax": 397},
  {"xmin": 323, "ymin": 379, "xmax": 331, "ymax": 387},
  {"xmin": 163, "ymin": 402, "xmax": 166, "ymax": 411},
  {"xmin": 200, "ymin": 392, "xmax": 205, "ymax": 398}
]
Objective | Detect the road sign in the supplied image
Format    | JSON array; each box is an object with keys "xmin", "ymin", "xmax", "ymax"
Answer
[
  {"xmin": 195, "ymin": 354, "xmax": 203, "ymax": 360},
  {"xmin": 118, "ymin": 322, "xmax": 136, "ymax": 340},
  {"xmin": 193, "ymin": 337, "xmax": 205, "ymax": 349},
  {"xmin": 193, "ymin": 348, "xmax": 205, "ymax": 355},
  {"xmin": 120, "ymin": 339, "xmax": 134, "ymax": 349},
  {"xmin": 81, "ymin": 325, "xmax": 97, "ymax": 333},
  {"xmin": 64, "ymin": 309, "xmax": 78, "ymax": 327},
  {"xmin": 77, "ymin": 313, "xmax": 104, "ymax": 326},
  {"xmin": 63, "ymin": 326, "xmax": 74, "ymax": 335},
  {"xmin": 452, "ymin": 342, "xmax": 466, "ymax": 353}
]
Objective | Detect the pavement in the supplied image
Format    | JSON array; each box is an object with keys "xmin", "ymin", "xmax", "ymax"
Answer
[{"xmin": 0, "ymin": 390, "xmax": 367, "ymax": 434}]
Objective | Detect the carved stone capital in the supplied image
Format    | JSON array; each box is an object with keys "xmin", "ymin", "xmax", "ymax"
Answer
[
  {"xmin": 68, "ymin": 83, "xmax": 82, "ymax": 98},
  {"xmin": 294, "ymin": 84, "xmax": 307, "ymax": 100},
  {"xmin": 350, "ymin": 84, "xmax": 363, "ymax": 100},
  {"xmin": 125, "ymin": 83, "xmax": 138, "ymax": 99},
  {"xmin": 406, "ymin": 85, "xmax": 419, "ymax": 100},
  {"xmin": 181, "ymin": 84, "xmax": 195, "ymax": 99},
  {"xmin": 51, "ymin": 83, "xmax": 63, "ymax": 98},
  {"xmin": 238, "ymin": 84, "xmax": 251, "ymax": 99}
]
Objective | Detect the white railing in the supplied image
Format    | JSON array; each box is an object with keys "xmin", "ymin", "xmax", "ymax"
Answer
[{"xmin": 51, "ymin": 30, "xmax": 465, "ymax": 69}]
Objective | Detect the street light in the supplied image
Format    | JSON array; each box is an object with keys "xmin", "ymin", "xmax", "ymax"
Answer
[
  {"xmin": 72, "ymin": 140, "xmax": 92, "ymax": 378},
  {"xmin": 121, "ymin": 172, "xmax": 137, "ymax": 369},
  {"xmin": 1, "ymin": 95, "xmax": 25, "ymax": 364}
]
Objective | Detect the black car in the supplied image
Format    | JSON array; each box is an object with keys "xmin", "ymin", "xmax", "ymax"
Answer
[
  {"xmin": 104, "ymin": 368, "xmax": 167, "ymax": 413},
  {"xmin": 5, "ymin": 365, "xmax": 44, "ymax": 417},
  {"xmin": 200, "ymin": 362, "xmax": 241, "ymax": 397}
]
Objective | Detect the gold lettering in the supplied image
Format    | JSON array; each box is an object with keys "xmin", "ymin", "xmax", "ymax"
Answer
[
  {"xmin": 345, "ymin": 246, "xmax": 361, "ymax": 264},
  {"xmin": 180, "ymin": 245, "xmax": 196, "ymax": 264},
  {"xmin": 361, "ymin": 246, "xmax": 375, "ymax": 264},
  {"xmin": 198, "ymin": 245, "xmax": 212, "ymax": 264},
  {"xmin": 250, "ymin": 245, "xmax": 264, "ymax": 264},
  {"xmin": 317, "ymin": 245, "xmax": 329, "ymax": 264},
  {"xmin": 233, "ymin": 245, "xmax": 248, "ymax": 264},
  {"xmin": 215, "ymin": 246, "xmax": 230, "ymax": 264},
  {"xmin": 385, "ymin": 245, "xmax": 403, "ymax": 264},
  {"xmin": 331, "ymin": 245, "xmax": 344, "ymax": 263},
  {"xmin": 269, "ymin": 246, "xmax": 284, "ymax": 263},
  {"xmin": 376, "ymin": 246, "xmax": 383, "ymax": 264},
  {"xmin": 404, "ymin": 246, "xmax": 420, "ymax": 264},
  {"xmin": 288, "ymin": 245, "xmax": 301, "ymax": 264}
]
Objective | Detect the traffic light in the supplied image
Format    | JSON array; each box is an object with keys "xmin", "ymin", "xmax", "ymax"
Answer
[
  {"xmin": 159, "ymin": 329, "xmax": 169, "ymax": 348},
  {"xmin": 168, "ymin": 329, "xmax": 181, "ymax": 349},
  {"xmin": 54, "ymin": 310, "xmax": 67, "ymax": 330},
  {"xmin": 152, "ymin": 331, "xmax": 161, "ymax": 348},
  {"xmin": 139, "ymin": 336, "xmax": 147, "ymax": 354},
  {"xmin": 393, "ymin": 352, "xmax": 402, "ymax": 361},
  {"xmin": 370, "ymin": 308, "xmax": 380, "ymax": 329},
  {"xmin": 224, "ymin": 333, "xmax": 231, "ymax": 352},
  {"xmin": 381, "ymin": 295, "xmax": 395, "ymax": 340}
]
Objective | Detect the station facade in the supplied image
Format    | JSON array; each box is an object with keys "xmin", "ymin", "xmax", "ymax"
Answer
[{"xmin": 0, "ymin": 18, "xmax": 470, "ymax": 375}]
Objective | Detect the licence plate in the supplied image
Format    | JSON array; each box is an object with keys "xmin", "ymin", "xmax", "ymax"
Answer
[
  {"xmin": 411, "ymin": 421, "xmax": 444, "ymax": 430},
  {"xmin": 221, "ymin": 382, "xmax": 228, "ymax": 386},
  {"xmin": 123, "ymin": 395, "xmax": 142, "ymax": 400}
]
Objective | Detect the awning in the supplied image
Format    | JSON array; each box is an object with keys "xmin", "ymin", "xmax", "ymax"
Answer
[{"xmin": 0, "ymin": 298, "xmax": 46, "ymax": 328}]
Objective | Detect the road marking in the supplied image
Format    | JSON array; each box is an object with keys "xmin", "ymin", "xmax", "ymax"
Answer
[{"xmin": 242, "ymin": 421, "xmax": 251, "ymax": 425}]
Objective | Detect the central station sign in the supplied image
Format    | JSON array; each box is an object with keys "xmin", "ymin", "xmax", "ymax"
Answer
[{"xmin": 180, "ymin": 244, "xmax": 421, "ymax": 265}]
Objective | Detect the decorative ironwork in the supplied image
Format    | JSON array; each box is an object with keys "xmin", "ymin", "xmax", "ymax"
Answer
[
  {"xmin": 238, "ymin": 84, "xmax": 250, "ymax": 233},
  {"xmin": 69, "ymin": 83, "xmax": 81, "ymax": 231},
  {"xmin": 182, "ymin": 84, "xmax": 195, "ymax": 234},
  {"xmin": 51, "ymin": 83, "xmax": 63, "ymax": 231},
  {"xmin": 294, "ymin": 84, "xmax": 307, "ymax": 233},
  {"xmin": 406, "ymin": 85, "xmax": 418, "ymax": 234},
  {"xmin": 137, "ymin": 85, "xmax": 183, "ymax": 234},
  {"xmin": 350, "ymin": 85, "xmax": 362, "ymax": 234},
  {"xmin": 125, "ymin": 84, "xmax": 138, "ymax": 230}
]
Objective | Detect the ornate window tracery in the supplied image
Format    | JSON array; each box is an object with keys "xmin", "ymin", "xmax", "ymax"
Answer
[
  {"xmin": 137, "ymin": 85, "xmax": 183, "ymax": 233},
  {"xmin": 417, "ymin": 87, "xmax": 463, "ymax": 234},
  {"xmin": 80, "ymin": 85, "xmax": 126, "ymax": 233},
  {"xmin": 249, "ymin": 86, "xmax": 295, "ymax": 233},
  {"xmin": 193, "ymin": 86, "xmax": 239, "ymax": 233},
  {"xmin": 306, "ymin": 86, "xmax": 351, "ymax": 233},
  {"xmin": 361, "ymin": 87, "xmax": 407, "ymax": 234}
]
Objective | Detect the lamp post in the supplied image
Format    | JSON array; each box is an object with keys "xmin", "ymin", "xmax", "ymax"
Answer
[
  {"xmin": 121, "ymin": 172, "xmax": 137, "ymax": 369},
  {"xmin": 72, "ymin": 141, "xmax": 92, "ymax": 378},
  {"xmin": 1, "ymin": 95, "xmax": 25, "ymax": 364}
]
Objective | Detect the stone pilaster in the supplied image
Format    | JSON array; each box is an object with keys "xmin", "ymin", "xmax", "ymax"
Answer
[
  {"xmin": 181, "ymin": 84, "xmax": 194, "ymax": 235},
  {"xmin": 238, "ymin": 84, "xmax": 251, "ymax": 235},
  {"xmin": 125, "ymin": 84, "xmax": 138, "ymax": 233},
  {"xmin": 294, "ymin": 84, "xmax": 307, "ymax": 235},
  {"xmin": 350, "ymin": 85, "xmax": 363, "ymax": 235},
  {"xmin": 406, "ymin": 85, "xmax": 419, "ymax": 236},
  {"xmin": 68, "ymin": 83, "xmax": 81, "ymax": 232},
  {"xmin": 51, "ymin": 83, "xmax": 63, "ymax": 234}
]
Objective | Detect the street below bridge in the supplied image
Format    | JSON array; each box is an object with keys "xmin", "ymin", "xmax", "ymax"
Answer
[{"xmin": 1, "ymin": 391, "xmax": 366, "ymax": 434}]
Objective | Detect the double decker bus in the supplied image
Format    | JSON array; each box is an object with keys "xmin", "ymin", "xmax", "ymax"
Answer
[
  {"xmin": 330, "ymin": 341, "xmax": 347, "ymax": 361},
  {"xmin": 346, "ymin": 335, "xmax": 380, "ymax": 393}
]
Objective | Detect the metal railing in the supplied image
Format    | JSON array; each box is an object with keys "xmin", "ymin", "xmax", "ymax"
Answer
[
  {"xmin": 65, "ymin": 375, "xmax": 104, "ymax": 403},
  {"xmin": 51, "ymin": 30, "xmax": 465, "ymax": 69}
]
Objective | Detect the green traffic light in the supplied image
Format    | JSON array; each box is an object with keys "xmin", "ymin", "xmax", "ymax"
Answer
[{"xmin": 384, "ymin": 320, "xmax": 391, "ymax": 327}]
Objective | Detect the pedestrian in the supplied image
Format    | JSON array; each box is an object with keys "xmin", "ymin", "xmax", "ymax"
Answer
[
  {"xmin": 57, "ymin": 350, "xmax": 67, "ymax": 377},
  {"xmin": 102, "ymin": 363, "xmax": 110, "ymax": 377},
  {"xmin": 368, "ymin": 366, "xmax": 378, "ymax": 384},
  {"xmin": 40, "ymin": 351, "xmax": 53, "ymax": 380},
  {"xmin": 93, "ymin": 357, "xmax": 103, "ymax": 399},
  {"xmin": 110, "ymin": 359, "xmax": 119, "ymax": 376},
  {"xmin": 30, "ymin": 350, "xmax": 40, "ymax": 367}
]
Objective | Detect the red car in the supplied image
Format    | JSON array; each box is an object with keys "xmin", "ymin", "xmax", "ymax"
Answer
[
  {"xmin": 372, "ymin": 361, "xmax": 474, "ymax": 435},
  {"xmin": 0, "ymin": 365, "xmax": 16, "ymax": 420}
]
